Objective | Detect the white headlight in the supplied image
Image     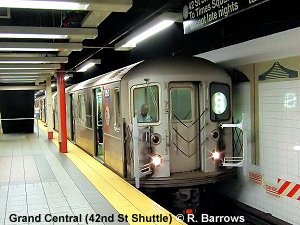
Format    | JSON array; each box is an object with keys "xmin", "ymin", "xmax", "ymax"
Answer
[
  {"xmin": 212, "ymin": 151, "xmax": 221, "ymax": 160},
  {"xmin": 152, "ymin": 155, "xmax": 162, "ymax": 166}
]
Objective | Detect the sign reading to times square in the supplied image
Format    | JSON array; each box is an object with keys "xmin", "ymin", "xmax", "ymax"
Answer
[{"xmin": 183, "ymin": 0, "xmax": 270, "ymax": 34}]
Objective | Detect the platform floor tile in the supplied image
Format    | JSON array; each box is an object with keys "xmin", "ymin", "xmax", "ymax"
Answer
[
  {"xmin": 0, "ymin": 133, "xmax": 129, "ymax": 225},
  {"xmin": 37, "ymin": 121, "xmax": 187, "ymax": 225}
]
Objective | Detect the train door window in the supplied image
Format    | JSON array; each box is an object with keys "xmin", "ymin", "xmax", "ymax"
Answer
[
  {"xmin": 85, "ymin": 93, "xmax": 93, "ymax": 129},
  {"xmin": 210, "ymin": 82, "xmax": 230, "ymax": 121},
  {"xmin": 95, "ymin": 88, "xmax": 104, "ymax": 161},
  {"xmin": 133, "ymin": 85, "xmax": 159, "ymax": 123},
  {"xmin": 171, "ymin": 87, "xmax": 192, "ymax": 122},
  {"xmin": 78, "ymin": 94, "xmax": 86, "ymax": 122},
  {"xmin": 114, "ymin": 88, "xmax": 121, "ymax": 131}
]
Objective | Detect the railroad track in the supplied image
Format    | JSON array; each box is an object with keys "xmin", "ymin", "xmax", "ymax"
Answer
[{"xmin": 215, "ymin": 194, "xmax": 292, "ymax": 225}]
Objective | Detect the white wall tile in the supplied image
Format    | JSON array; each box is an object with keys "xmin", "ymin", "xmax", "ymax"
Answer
[{"xmin": 220, "ymin": 81, "xmax": 300, "ymax": 225}]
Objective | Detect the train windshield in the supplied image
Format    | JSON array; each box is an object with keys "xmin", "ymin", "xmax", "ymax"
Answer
[
  {"xmin": 133, "ymin": 85, "xmax": 159, "ymax": 123},
  {"xmin": 171, "ymin": 87, "xmax": 193, "ymax": 122}
]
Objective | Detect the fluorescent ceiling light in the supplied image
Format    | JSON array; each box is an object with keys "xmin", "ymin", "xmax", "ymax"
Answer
[
  {"xmin": 0, "ymin": 64, "xmax": 60, "ymax": 69},
  {"xmin": 0, "ymin": 78, "xmax": 37, "ymax": 81},
  {"xmin": 0, "ymin": 57, "xmax": 68, "ymax": 64},
  {"xmin": 0, "ymin": 27, "xmax": 98, "ymax": 41},
  {"xmin": 115, "ymin": 12, "xmax": 181, "ymax": 51},
  {"xmin": 123, "ymin": 20, "xmax": 174, "ymax": 48},
  {"xmin": 0, "ymin": 48, "xmax": 59, "ymax": 52},
  {"xmin": 77, "ymin": 62, "xmax": 95, "ymax": 72},
  {"xmin": 0, "ymin": 70, "xmax": 55, "ymax": 74},
  {"xmin": 77, "ymin": 59, "xmax": 101, "ymax": 72},
  {"xmin": 0, "ymin": 73, "xmax": 51, "ymax": 78},
  {"xmin": 64, "ymin": 76, "xmax": 70, "ymax": 81},
  {"xmin": 0, "ymin": 34, "xmax": 67, "ymax": 39},
  {"xmin": 0, "ymin": 42, "xmax": 83, "ymax": 53},
  {"xmin": 0, "ymin": 76, "xmax": 39, "ymax": 78},
  {"xmin": 64, "ymin": 74, "xmax": 73, "ymax": 81},
  {"xmin": 0, "ymin": 81, "xmax": 38, "ymax": 84},
  {"xmin": 0, "ymin": 1, "xmax": 89, "ymax": 10}
]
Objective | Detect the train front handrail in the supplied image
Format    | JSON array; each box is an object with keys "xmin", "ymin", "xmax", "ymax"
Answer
[
  {"xmin": 132, "ymin": 116, "xmax": 140, "ymax": 188},
  {"xmin": 220, "ymin": 113, "xmax": 247, "ymax": 175}
]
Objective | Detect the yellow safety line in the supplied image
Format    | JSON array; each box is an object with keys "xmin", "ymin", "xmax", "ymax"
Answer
[{"xmin": 39, "ymin": 122, "xmax": 187, "ymax": 225}]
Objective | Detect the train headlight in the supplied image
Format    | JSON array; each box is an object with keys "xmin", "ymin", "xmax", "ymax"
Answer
[
  {"xmin": 152, "ymin": 154, "xmax": 162, "ymax": 166},
  {"xmin": 211, "ymin": 151, "xmax": 221, "ymax": 161}
]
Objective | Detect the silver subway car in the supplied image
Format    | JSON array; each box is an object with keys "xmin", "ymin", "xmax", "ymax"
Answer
[{"xmin": 57, "ymin": 57, "xmax": 235, "ymax": 188}]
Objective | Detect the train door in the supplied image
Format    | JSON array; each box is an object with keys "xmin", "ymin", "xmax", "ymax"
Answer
[
  {"xmin": 169, "ymin": 82, "xmax": 200, "ymax": 173},
  {"xmin": 70, "ymin": 94, "xmax": 76, "ymax": 141},
  {"xmin": 67, "ymin": 94, "xmax": 76, "ymax": 142},
  {"xmin": 95, "ymin": 88, "xmax": 104, "ymax": 161},
  {"xmin": 42, "ymin": 98, "xmax": 46, "ymax": 122},
  {"xmin": 53, "ymin": 95, "xmax": 59, "ymax": 131},
  {"xmin": 44, "ymin": 99, "xmax": 47, "ymax": 122}
]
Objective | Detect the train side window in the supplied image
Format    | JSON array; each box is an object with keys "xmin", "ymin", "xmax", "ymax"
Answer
[
  {"xmin": 171, "ymin": 87, "xmax": 192, "ymax": 122},
  {"xmin": 78, "ymin": 94, "xmax": 86, "ymax": 121},
  {"xmin": 210, "ymin": 82, "xmax": 230, "ymax": 122},
  {"xmin": 133, "ymin": 85, "xmax": 159, "ymax": 123},
  {"xmin": 114, "ymin": 88, "xmax": 121, "ymax": 131}
]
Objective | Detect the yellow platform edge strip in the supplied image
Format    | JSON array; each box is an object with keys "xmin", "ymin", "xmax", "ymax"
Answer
[{"xmin": 38, "ymin": 122, "xmax": 186, "ymax": 225}]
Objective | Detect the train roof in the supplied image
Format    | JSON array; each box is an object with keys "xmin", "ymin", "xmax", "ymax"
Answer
[
  {"xmin": 65, "ymin": 57, "xmax": 229, "ymax": 92},
  {"xmin": 65, "ymin": 61, "xmax": 141, "ymax": 92}
]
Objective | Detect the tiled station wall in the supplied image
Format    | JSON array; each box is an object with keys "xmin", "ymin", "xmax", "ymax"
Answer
[{"xmin": 219, "ymin": 56, "xmax": 300, "ymax": 225}]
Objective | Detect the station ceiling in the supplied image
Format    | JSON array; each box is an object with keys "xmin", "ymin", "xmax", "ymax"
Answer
[{"xmin": 0, "ymin": 0, "xmax": 299, "ymax": 87}]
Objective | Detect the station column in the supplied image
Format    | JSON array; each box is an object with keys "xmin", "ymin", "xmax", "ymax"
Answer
[
  {"xmin": 57, "ymin": 65, "xmax": 67, "ymax": 153},
  {"xmin": 46, "ymin": 77, "xmax": 54, "ymax": 139}
]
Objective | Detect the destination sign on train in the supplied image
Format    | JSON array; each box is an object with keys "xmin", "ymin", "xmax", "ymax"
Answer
[{"xmin": 183, "ymin": 0, "xmax": 270, "ymax": 34}]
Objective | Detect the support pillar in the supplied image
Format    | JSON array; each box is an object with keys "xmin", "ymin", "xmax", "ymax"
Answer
[
  {"xmin": 57, "ymin": 65, "xmax": 67, "ymax": 153},
  {"xmin": 46, "ymin": 77, "xmax": 53, "ymax": 139}
]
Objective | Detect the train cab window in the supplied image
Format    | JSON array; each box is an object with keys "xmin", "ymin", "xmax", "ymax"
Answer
[
  {"xmin": 78, "ymin": 94, "xmax": 86, "ymax": 121},
  {"xmin": 171, "ymin": 87, "xmax": 192, "ymax": 121},
  {"xmin": 210, "ymin": 82, "xmax": 230, "ymax": 121},
  {"xmin": 133, "ymin": 85, "xmax": 159, "ymax": 123},
  {"xmin": 114, "ymin": 88, "xmax": 121, "ymax": 131}
]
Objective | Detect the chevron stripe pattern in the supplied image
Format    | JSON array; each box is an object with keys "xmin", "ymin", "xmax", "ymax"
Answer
[{"xmin": 277, "ymin": 178, "xmax": 300, "ymax": 200}]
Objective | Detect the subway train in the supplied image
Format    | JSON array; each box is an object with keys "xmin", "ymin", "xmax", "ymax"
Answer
[
  {"xmin": 36, "ymin": 95, "xmax": 46, "ymax": 122},
  {"xmin": 36, "ymin": 57, "xmax": 236, "ymax": 191}
]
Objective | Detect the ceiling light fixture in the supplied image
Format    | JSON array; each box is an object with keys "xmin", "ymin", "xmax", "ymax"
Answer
[
  {"xmin": 0, "ymin": 57, "xmax": 68, "ymax": 64},
  {"xmin": 0, "ymin": 70, "xmax": 55, "ymax": 74},
  {"xmin": 0, "ymin": 64, "xmax": 60, "ymax": 69},
  {"xmin": 115, "ymin": 12, "xmax": 181, "ymax": 51},
  {"xmin": 0, "ymin": 76, "xmax": 39, "ymax": 78},
  {"xmin": 0, "ymin": 42, "xmax": 83, "ymax": 53},
  {"xmin": 0, "ymin": 26, "xmax": 98, "ymax": 41},
  {"xmin": 0, "ymin": 48, "xmax": 59, "ymax": 52},
  {"xmin": 123, "ymin": 20, "xmax": 174, "ymax": 48},
  {"xmin": 0, "ymin": 78, "xmax": 37, "ymax": 81},
  {"xmin": 0, "ymin": 1, "xmax": 89, "ymax": 10},
  {"xmin": 0, "ymin": 34, "xmax": 67, "ymax": 39},
  {"xmin": 76, "ymin": 59, "xmax": 101, "ymax": 72}
]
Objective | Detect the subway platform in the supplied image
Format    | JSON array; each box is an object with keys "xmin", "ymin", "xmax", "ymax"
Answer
[{"xmin": 0, "ymin": 123, "xmax": 185, "ymax": 225}]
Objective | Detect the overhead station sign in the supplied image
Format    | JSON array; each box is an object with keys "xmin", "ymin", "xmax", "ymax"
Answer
[{"xmin": 183, "ymin": 0, "xmax": 270, "ymax": 34}]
